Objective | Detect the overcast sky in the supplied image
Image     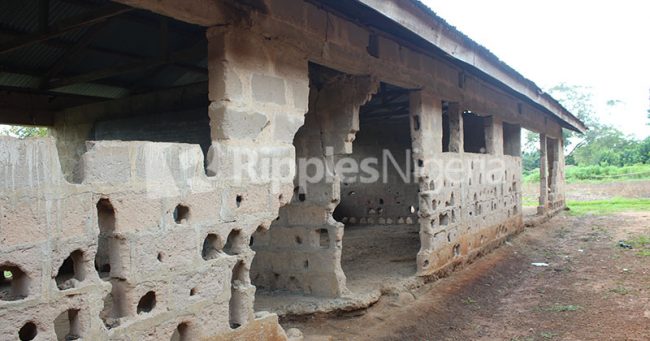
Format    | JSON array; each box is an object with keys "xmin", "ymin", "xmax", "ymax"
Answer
[{"xmin": 421, "ymin": 0, "xmax": 650, "ymax": 138}]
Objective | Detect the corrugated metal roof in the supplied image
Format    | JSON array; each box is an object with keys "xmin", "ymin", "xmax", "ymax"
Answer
[
  {"xmin": 0, "ymin": 0, "xmax": 206, "ymax": 102},
  {"xmin": 0, "ymin": 72, "xmax": 40, "ymax": 88},
  {"xmin": 55, "ymin": 82, "xmax": 129, "ymax": 99}
]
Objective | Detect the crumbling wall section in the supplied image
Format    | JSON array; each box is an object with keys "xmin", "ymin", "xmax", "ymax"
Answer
[
  {"xmin": 410, "ymin": 92, "xmax": 523, "ymax": 276},
  {"xmin": 0, "ymin": 136, "xmax": 302, "ymax": 340},
  {"xmin": 0, "ymin": 137, "xmax": 108, "ymax": 341},
  {"xmin": 251, "ymin": 75, "xmax": 377, "ymax": 298}
]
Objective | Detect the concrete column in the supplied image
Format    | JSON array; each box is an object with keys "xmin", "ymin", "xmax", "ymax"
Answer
[
  {"xmin": 487, "ymin": 117, "xmax": 503, "ymax": 155},
  {"xmin": 410, "ymin": 91, "xmax": 442, "ymax": 163},
  {"xmin": 538, "ymin": 133, "xmax": 548, "ymax": 214},
  {"xmin": 447, "ymin": 102, "xmax": 463, "ymax": 153},
  {"xmin": 205, "ymin": 23, "xmax": 310, "ymax": 323},
  {"xmin": 251, "ymin": 75, "xmax": 378, "ymax": 298}
]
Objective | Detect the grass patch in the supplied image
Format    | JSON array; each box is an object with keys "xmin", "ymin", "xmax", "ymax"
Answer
[
  {"xmin": 627, "ymin": 235, "xmax": 650, "ymax": 257},
  {"xmin": 629, "ymin": 235, "xmax": 650, "ymax": 248},
  {"xmin": 567, "ymin": 198, "xmax": 650, "ymax": 216},
  {"xmin": 522, "ymin": 197, "xmax": 538, "ymax": 207},
  {"xmin": 524, "ymin": 164, "xmax": 650, "ymax": 184},
  {"xmin": 609, "ymin": 286, "xmax": 630, "ymax": 295},
  {"xmin": 541, "ymin": 304, "xmax": 582, "ymax": 312},
  {"xmin": 540, "ymin": 331, "xmax": 558, "ymax": 339},
  {"xmin": 462, "ymin": 297, "xmax": 477, "ymax": 305}
]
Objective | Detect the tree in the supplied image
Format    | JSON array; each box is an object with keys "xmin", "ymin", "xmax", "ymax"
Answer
[
  {"xmin": 546, "ymin": 83, "xmax": 649, "ymax": 167},
  {"xmin": 0, "ymin": 126, "xmax": 48, "ymax": 138}
]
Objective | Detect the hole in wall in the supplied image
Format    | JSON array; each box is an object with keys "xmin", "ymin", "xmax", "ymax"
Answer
[
  {"xmin": 95, "ymin": 198, "xmax": 116, "ymax": 279},
  {"xmin": 295, "ymin": 236, "xmax": 302, "ymax": 244},
  {"xmin": 229, "ymin": 260, "xmax": 248, "ymax": 329},
  {"xmin": 223, "ymin": 229, "xmax": 244, "ymax": 255},
  {"xmin": 157, "ymin": 252, "xmax": 165, "ymax": 262},
  {"xmin": 303, "ymin": 259, "xmax": 309, "ymax": 269},
  {"xmin": 0, "ymin": 264, "xmax": 29, "ymax": 301},
  {"xmin": 318, "ymin": 229, "xmax": 330, "ymax": 249},
  {"xmin": 298, "ymin": 193, "xmax": 306, "ymax": 202},
  {"xmin": 18, "ymin": 322, "xmax": 37, "ymax": 341},
  {"xmin": 453, "ymin": 244, "xmax": 460, "ymax": 257},
  {"xmin": 190, "ymin": 288, "xmax": 197, "ymax": 296},
  {"xmin": 412, "ymin": 115, "xmax": 420, "ymax": 130},
  {"xmin": 173, "ymin": 204, "xmax": 190, "ymax": 224},
  {"xmin": 54, "ymin": 308, "xmax": 80, "ymax": 341},
  {"xmin": 236, "ymin": 195, "xmax": 243, "ymax": 208},
  {"xmin": 56, "ymin": 250, "xmax": 85, "ymax": 290},
  {"xmin": 170, "ymin": 322, "xmax": 190, "ymax": 341},
  {"xmin": 202, "ymin": 234, "xmax": 222, "ymax": 260},
  {"xmin": 439, "ymin": 213, "xmax": 449, "ymax": 226},
  {"xmin": 137, "ymin": 291, "xmax": 156, "ymax": 314},
  {"xmin": 367, "ymin": 33, "xmax": 379, "ymax": 57}
]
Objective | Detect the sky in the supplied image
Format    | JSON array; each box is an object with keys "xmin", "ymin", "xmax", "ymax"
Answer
[{"xmin": 421, "ymin": 0, "xmax": 650, "ymax": 139}]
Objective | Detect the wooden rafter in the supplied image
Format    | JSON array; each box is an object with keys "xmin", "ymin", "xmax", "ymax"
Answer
[{"xmin": 0, "ymin": 4, "xmax": 133, "ymax": 55}]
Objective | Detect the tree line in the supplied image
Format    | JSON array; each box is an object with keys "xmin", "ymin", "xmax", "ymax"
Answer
[{"xmin": 523, "ymin": 83, "xmax": 650, "ymax": 172}]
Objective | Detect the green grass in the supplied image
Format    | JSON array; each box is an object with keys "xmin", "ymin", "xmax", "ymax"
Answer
[
  {"xmin": 524, "ymin": 164, "xmax": 650, "ymax": 184},
  {"xmin": 609, "ymin": 286, "xmax": 631, "ymax": 295},
  {"xmin": 628, "ymin": 235, "xmax": 650, "ymax": 257},
  {"xmin": 522, "ymin": 197, "xmax": 538, "ymax": 207},
  {"xmin": 629, "ymin": 235, "xmax": 650, "ymax": 248},
  {"xmin": 566, "ymin": 198, "xmax": 650, "ymax": 216},
  {"xmin": 540, "ymin": 331, "xmax": 558, "ymax": 339}
]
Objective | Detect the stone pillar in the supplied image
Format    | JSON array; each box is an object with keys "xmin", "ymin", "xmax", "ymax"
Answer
[
  {"xmin": 538, "ymin": 133, "xmax": 548, "ymax": 215},
  {"xmin": 447, "ymin": 102, "xmax": 463, "ymax": 153},
  {"xmin": 409, "ymin": 91, "xmax": 447, "ymax": 275},
  {"xmin": 250, "ymin": 74, "xmax": 378, "ymax": 298},
  {"xmin": 487, "ymin": 117, "xmax": 503, "ymax": 155},
  {"xmin": 205, "ymin": 22, "xmax": 309, "ymax": 321}
]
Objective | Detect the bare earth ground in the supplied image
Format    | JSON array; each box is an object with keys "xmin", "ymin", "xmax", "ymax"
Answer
[{"xmin": 284, "ymin": 182, "xmax": 650, "ymax": 340}]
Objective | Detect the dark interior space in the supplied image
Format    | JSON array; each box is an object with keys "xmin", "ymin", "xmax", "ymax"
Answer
[
  {"xmin": 463, "ymin": 111, "xmax": 489, "ymax": 153},
  {"xmin": 442, "ymin": 101, "xmax": 451, "ymax": 152},
  {"xmin": 0, "ymin": 0, "xmax": 209, "ymax": 152}
]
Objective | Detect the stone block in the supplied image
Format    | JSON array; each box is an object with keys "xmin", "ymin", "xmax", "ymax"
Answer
[
  {"xmin": 252, "ymin": 74, "xmax": 287, "ymax": 105},
  {"xmin": 210, "ymin": 103, "xmax": 270, "ymax": 140}
]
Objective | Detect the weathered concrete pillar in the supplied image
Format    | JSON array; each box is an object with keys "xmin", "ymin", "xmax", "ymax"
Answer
[
  {"xmin": 205, "ymin": 21, "xmax": 310, "ymax": 321},
  {"xmin": 487, "ymin": 117, "xmax": 503, "ymax": 155},
  {"xmin": 538, "ymin": 133, "xmax": 548, "ymax": 214},
  {"xmin": 447, "ymin": 102, "xmax": 463, "ymax": 153},
  {"xmin": 409, "ymin": 90, "xmax": 447, "ymax": 275},
  {"xmin": 251, "ymin": 74, "xmax": 378, "ymax": 298}
]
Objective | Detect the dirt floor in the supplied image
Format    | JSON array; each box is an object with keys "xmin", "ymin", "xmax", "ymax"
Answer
[
  {"xmin": 342, "ymin": 224, "xmax": 420, "ymax": 294},
  {"xmin": 285, "ymin": 182, "xmax": 650, "ymax": 340},
  {"xmin": 254, "ymin": 224, "xmax": 421, "ymax": 316}
]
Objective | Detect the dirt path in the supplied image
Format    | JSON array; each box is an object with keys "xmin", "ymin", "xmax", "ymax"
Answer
[{"xmin": 285, "ymin": 211, "xmax": 650, "ymax": 340}]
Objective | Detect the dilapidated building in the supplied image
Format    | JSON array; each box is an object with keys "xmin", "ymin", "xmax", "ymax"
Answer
[{"xmin": 0, "ymin": 0, "xmax": 586, "ymax": 340}]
